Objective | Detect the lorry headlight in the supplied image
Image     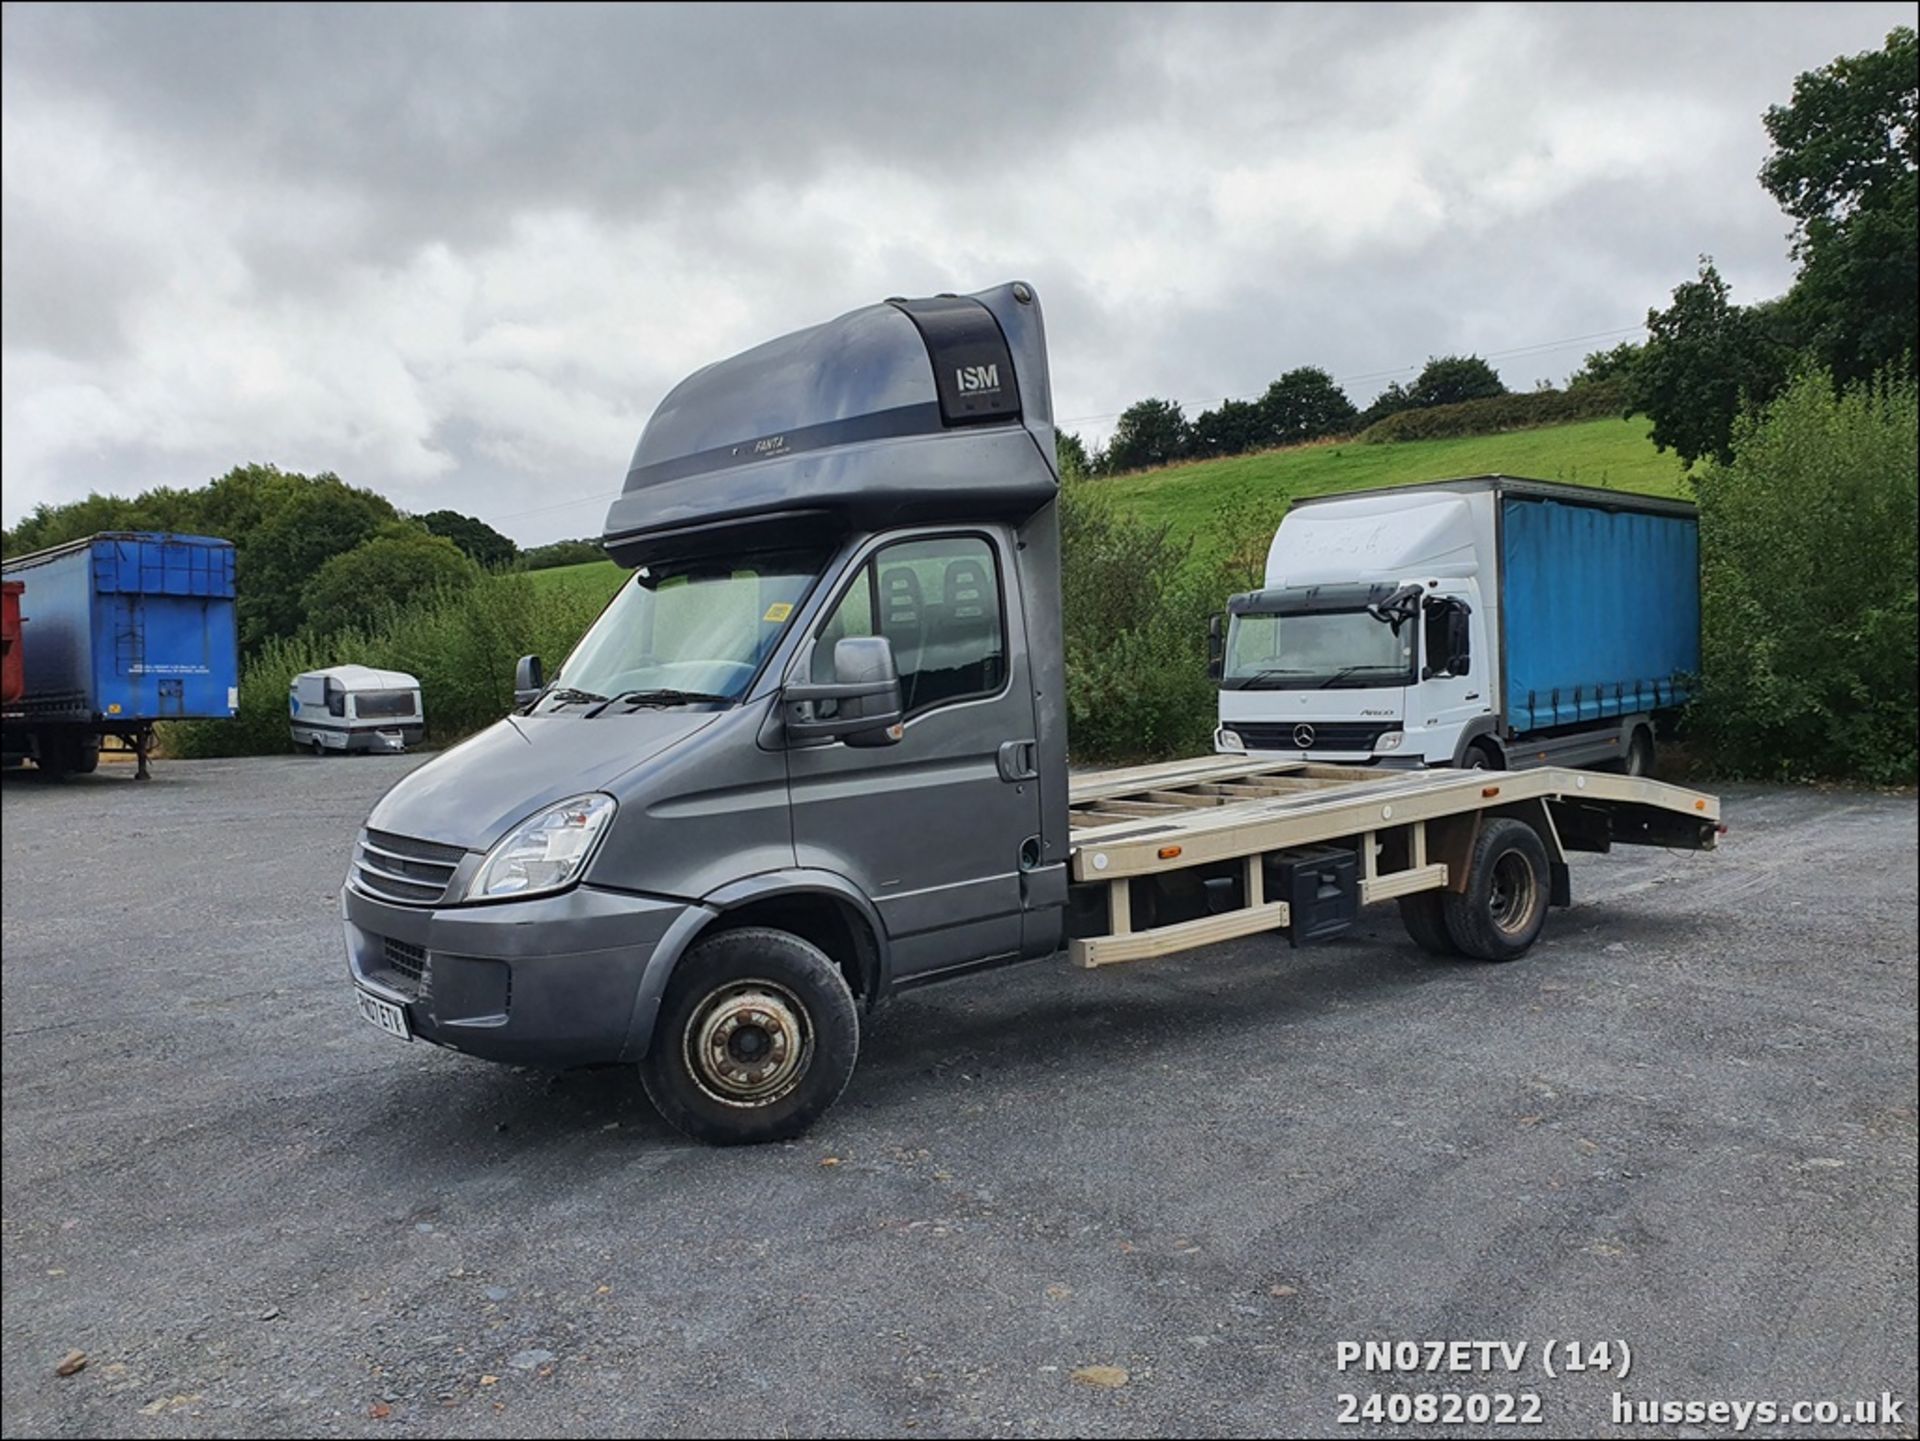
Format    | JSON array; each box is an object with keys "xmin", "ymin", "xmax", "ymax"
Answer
[
  {"xmin": 1218, "ymin": 727, "xmax": 1245, "ymax": 752},
  {"xmin": 1377, "ymin": 731, "xmax": 1404, "ymax": 751},
  {"xmin": 465, "ymin": 793, "xmax": 615, "ymax": 901}
]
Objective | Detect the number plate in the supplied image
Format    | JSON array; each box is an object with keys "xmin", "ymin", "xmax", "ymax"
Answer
[{"xmin": 355, "ymin": 987, "xmax": 411, "ymax": 1041}]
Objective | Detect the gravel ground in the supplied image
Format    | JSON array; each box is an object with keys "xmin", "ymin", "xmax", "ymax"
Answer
[{"xmin": 2, "ymin": 755, "xmax": 1915, "ymax": 1439}]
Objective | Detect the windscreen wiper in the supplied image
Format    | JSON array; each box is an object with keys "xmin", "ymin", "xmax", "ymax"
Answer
[
  {"xmin": 528, "ymin": 684, "xmax": 608, "ymax": 712},
  {"xmin": 1232, "ymin": 667, "xmax": 1314, "ymax": 690},
  {"xmin": 1314, "ymin": 665, "xmax": 1380, "ymax": 689},
  {"xmin": 584, "ymin": 688, "xmax": 735, "ymax": 717}
]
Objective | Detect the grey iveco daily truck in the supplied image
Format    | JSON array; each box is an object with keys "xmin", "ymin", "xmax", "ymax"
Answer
[{"xmin": 344, "ymin": 283, "xmax": 1722, "ymax": 1144}]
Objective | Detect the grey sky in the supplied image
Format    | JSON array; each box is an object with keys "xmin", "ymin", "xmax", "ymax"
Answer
[{"xmin": 2, "ymin": 2, "xmax": 1908, "ymax": 544}]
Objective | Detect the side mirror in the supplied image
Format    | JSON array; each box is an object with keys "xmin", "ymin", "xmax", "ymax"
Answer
[
  {"xmin": 784, "ymin": 636, "xmax": 905, "ymax": 747},
  {"xmin": 1206, "ymin": 614, "xmax": 1225, "ymax": 682},
  {"xmin": 514, "ymin": 654, "xmax": 544, "ymax": 707},
  {"xmin": 1446, "ymin": 609, "xmax": 1472, "ymax": 677}
]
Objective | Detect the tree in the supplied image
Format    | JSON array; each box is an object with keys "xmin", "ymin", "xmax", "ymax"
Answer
[
  {"xmin": 242, "ymin": 477, "xmax": 402, "ymax": 651},
  {"xmin": 300, "ymin": 526, "xmax": 480, "ymax": 640},
  {"xmin": 1761, "ymin": 26, "xmax": 1918, "ymax": 385},
  {"xmin": 1102, "ymin": 398, "xmax": 1190, "ymax": 473},
  {"xmin": 1407, "ymin": 355, "xmax": 1507, "ymax": 408},
  {"xmin": 418, "ymin": 509, "xmax": 519, "ymax": 568},
  {"xmin": 1356, "ymin": 380, "xmax": 1415, "ymax": 430},
  {"xmin": 1568, "ymin": 340, "xmax": 1643, "ymax": 390},
  {"xmin": 1630, "ymin": 260, "xmax": 1793, "ymax": 466},
  {"xmin": 1689, "ymin": 368, "xmax": 1917, "ymax": 783},
  {"xmin": 1258, "ymin": 367, "xmax": 1358, "ymax": 445},
  {"xmin": 1187, "ymin": 398, "xmax": 1263, "ymax": 459},
  {"xmin": 519, "ymin": 538, "xmax": 607, "ymax": 571},
  {"xmin": 1055, "ymin": 430, "xmax": 1091, "ymax": 480}
]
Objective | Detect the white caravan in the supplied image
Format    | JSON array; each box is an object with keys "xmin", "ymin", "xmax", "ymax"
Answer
[{"xmin": 290, "ymin": 665, "xmax": 424, "ymax": 754}]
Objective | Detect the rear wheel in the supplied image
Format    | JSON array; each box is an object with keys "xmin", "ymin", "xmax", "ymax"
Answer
[
  {"xmin": 1398, "ymin": 890, "xmax": 1461, "ymax": 956},
  {"xmin": 641, "ymin": 927, "xmax": 859, "ymax": 1146},
  {"xmin": 1442, "ymin": 818, "xmax": 1550, "ymax": 962},
  {"xmin": 35, "ymin": 732, "xmax": 96, "ymax": 778}
]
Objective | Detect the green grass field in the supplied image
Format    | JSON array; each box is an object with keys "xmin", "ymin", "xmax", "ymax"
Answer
[
  {"xmin": 1091, "ymin": 417, "xmax": 1687, "ymax": 539},
  {"xmin": 525, "ymin": 416, "xmax": 1689, "ymax": 593},
  {"xmin": 526, "ymin": 556, "xmax": 626, "ymax": 604}
]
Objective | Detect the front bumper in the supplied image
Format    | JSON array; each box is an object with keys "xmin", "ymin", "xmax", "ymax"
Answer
[{"xmin": 343, "ymin": 881, "xmax": 686, "ymax": 1066}]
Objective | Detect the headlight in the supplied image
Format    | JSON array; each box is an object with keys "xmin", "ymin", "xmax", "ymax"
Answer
[
  {"xmin": 1218, "ymin": 727, "xmax": 1245, "ymax": 752},
  {"xmin": 1376, "ymin": 731, "xmax": 1404, "ymax": 751},
  {"xmin": 465, "ymin": 793, "xmax": 616, "ymax": 901}
]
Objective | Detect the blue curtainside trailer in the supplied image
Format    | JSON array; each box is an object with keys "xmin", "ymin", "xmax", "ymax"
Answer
[
  {"xmin": 1, "ymin": 532, "xmax": 240, "ymax": 779},
  {"xmin": 1499, "ymin": 490, "xmax": 1699, "ymax": 732}
]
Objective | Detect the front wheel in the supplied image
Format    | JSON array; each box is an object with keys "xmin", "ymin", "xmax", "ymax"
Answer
[
  {"xmin": 641, "ymin": 927, "xmax": 859, "ymax": 1145},
  {"xmin": 1461, "ymin": 740, "xmax": 1503, "ymax": 771},
  {"xmin": 1623, "ymin": 728, "xmax": 1654, "ymax": 778}
]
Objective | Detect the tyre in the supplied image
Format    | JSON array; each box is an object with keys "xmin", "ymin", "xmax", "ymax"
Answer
[
  {"xmin": 311, "ymin": 738, "xmax": 326, "ymax": 756},
  {"xmin": 35, "ymin": 733, "xmax": 80, "ymax": 779},
  {"xmin": 1622, "ymin": 727, "xmax": 1654, "ymax": 778},
  {"xmin": 1461, "ymin": 740, "xmax": 1503, "ymax": 771},
  {"xmin": 1398, "ymin": 890, "xmax": 1461, "ymax": 956},
  {"xmin": 1442, "ymin": 818, "xmax": 1550, "ymax": 962},
  {"xmin": 641, "ymin": 927, "xmax": 859, "ymax": 1146}
]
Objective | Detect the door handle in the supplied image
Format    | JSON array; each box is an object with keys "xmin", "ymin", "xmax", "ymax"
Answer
[{"xmin": 997, "ymin": 739, "xmax": 1038, "ymax": 782}]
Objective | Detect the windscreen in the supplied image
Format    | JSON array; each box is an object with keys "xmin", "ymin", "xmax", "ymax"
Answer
[
  {"xmin": 1223, "ymin": 609, "xmax": 1414, "ymax": 689},
  {"xmin": 541, "ymin": 549, "xmax": 824, "ymax": 710}
]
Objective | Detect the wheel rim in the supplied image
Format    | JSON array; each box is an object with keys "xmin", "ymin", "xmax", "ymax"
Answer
[
  {"xmin": 683, "ymin": 979, "xmax": 812, "ymax": 1108},
  {"xmin": 1488, "ymin": 851, "xmax": 1539, "ymax": 935}
]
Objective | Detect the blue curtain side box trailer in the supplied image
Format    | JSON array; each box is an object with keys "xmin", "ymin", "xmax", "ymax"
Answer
[{"xmin": 2, "ymin": 532, "xmax": 240, "ymax": 778}]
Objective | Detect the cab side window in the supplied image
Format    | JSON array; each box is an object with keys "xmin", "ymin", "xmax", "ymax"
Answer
[{"xmin": 812, "ymin": 536, "xmax": 1006, "ymax": 715}]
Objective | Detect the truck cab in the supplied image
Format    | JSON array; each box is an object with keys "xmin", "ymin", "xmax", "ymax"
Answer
[{"xmin": 342, "ymin": 283, "xmax": 1070, "ymax": 1144}]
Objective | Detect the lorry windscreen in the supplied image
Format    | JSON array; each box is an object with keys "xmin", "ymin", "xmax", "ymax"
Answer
[
  {"xmin": 539, "ymin": 548, "xmax": 825, "ymax": 712},
  {"xmin": 1222, "ymin": 609, "xmax": 1414, "ymax": 690}
]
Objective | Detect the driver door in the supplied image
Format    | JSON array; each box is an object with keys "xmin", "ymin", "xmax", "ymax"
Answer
[
  {"xmin": 1416, "ymin": 589, "xmax": 1484, "ymax": 744},
  {"xmin": 786, "ymin": 529, "xmax": 1042, "ymax": 982}
]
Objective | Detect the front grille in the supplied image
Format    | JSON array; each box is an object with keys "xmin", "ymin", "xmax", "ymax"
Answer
[
  {"xmin": 353, "ymin": 828, "xmax": 466, "ymax": 905},
  {"xmin": 380, "ymin": 937, "xmax": 430, "ymax": 999},
  {"xmin": 1234, "ymin": 721, "xmax": 1397, "ymax": 753}
]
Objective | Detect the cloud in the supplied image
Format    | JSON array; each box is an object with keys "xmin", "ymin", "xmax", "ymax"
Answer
[{"xmin": 2, "ymin": 1, "xmax": 1910, "ymax": 543}]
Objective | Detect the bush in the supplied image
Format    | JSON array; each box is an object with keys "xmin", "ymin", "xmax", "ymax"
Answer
[
  {"xmin": 518, "ymin": 538, "xmax": 607, "ymax": 571},
  {"xmin": 165, "ymin": 570, "xmax": 613, "ymax": 757},
  {"xmin": 1689, "ymin": 367, "xmax": 1917, "ymax": 784},
  {"xmin": 1358, "ymin": 381, "xmax": 1628, "ymax": 443},
  {"xmin": 301, "ymin": 527, "xmax": 480, "ymax": 640},
  {"xmin": 1059, "ymin": 475, "xmax": 1268, "ymax": 763}
]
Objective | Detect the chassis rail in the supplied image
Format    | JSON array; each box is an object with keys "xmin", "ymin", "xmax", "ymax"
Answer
[{"xmin": 1065, "ymin": 758, "xmax": 1720, "ymax": 968}]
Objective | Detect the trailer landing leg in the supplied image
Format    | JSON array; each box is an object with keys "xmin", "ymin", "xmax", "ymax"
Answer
[{"xmin": 135, "ymin": 725, "xmax": 153, "ymax": 781}]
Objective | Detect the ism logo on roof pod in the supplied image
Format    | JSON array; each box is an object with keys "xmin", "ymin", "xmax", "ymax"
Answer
[{"xmin": 955, "ymin": 364, "xmax": 1000, "ymax": 393}]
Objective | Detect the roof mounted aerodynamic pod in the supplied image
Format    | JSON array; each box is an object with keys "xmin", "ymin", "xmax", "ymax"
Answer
[{"xmin": 602, "ymin": 282, "xmax": 1059, "ymax": 565}]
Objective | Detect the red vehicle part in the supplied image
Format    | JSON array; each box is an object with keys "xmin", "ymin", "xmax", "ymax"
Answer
[{"xmin": 1, "ymin": 580, "xmax": 23, "ymax": 707}]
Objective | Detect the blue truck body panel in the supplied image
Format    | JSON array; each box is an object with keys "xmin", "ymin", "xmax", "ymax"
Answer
[
  {"xmin": 2, "ymin": 533, "xmax": 239, "ymax": 723},
  {"xmin": 1500, "ymin": 496, "xmax": 1699, "ymax": 732}
]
